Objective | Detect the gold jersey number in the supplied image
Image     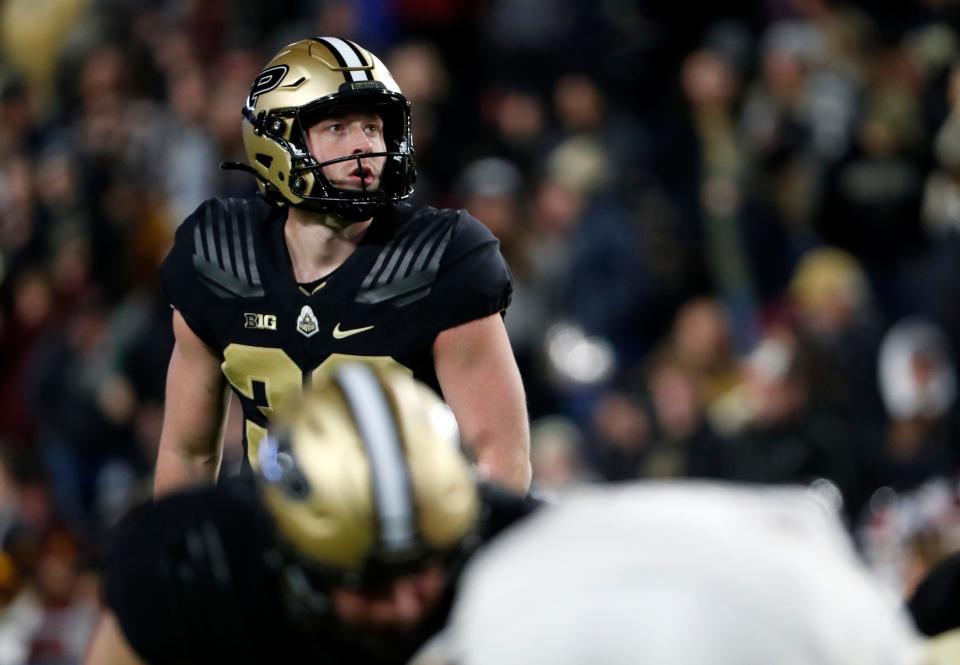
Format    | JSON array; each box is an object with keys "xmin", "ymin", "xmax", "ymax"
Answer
[{"xmin": 220, "ymin": 344, "xmax": 408, "ymax": 467}]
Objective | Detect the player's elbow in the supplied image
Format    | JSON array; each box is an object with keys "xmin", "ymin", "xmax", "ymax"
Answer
[
  {"xmin": 515, "ymin": 450, "xmax": 533, "ymax": 493},
  {"xmin": 154, "ymin": 432, "xmax": 222, "ymax": 496},
  {"xmin": 472, "ymin": 433, "xmax": 532, "ymax": 494},
  {"xmin": 160, "ymin": 429, "xmax": 221, "ymax": 465}
]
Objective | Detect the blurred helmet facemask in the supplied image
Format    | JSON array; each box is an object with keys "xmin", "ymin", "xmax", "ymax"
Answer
[
  {"xmin": 235, "ymin": 38, "xmax": 416, "ymax": 222},
  {"xmin": 254, "ymin": 362, "xmax": 480, "ymax": 626}
]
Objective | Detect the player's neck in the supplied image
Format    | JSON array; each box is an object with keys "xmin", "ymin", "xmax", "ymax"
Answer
[{"xmin": 284, "ymin": 207, "xmax": 372, "ymax": 283}]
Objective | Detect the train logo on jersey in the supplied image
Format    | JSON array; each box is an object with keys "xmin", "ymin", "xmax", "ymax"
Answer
[
  {"xmin": 244, "ymin": 313, "xmax": 278, "ymax": 331},
  {"xmin": 296, "ymin": 305, "xmax": 319, "ymax": 338}
]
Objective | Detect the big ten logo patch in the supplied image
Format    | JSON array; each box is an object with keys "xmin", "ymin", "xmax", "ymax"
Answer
[{"xmin": 244, "ymin": 313, "xmax": 278, "ymax": 331}]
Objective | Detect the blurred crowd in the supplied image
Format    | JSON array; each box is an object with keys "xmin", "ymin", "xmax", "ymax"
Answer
[{"xmin": 2, "ymin": 0, "xmax": 960, "ymax": 662}]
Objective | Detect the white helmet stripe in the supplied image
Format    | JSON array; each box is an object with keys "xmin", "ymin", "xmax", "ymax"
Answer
[
  {"xmin": 321, "ymin": 37, "xmax": 372, "ymax": 82},
  {"xmin": 337, "ymin": 364, "xmax": 416, "ymax": 552}
]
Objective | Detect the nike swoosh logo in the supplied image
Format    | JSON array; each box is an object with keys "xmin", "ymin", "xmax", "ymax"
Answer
[{"xmin": 332, "ymin": 323, "xmax": 375, "ymax": 339}]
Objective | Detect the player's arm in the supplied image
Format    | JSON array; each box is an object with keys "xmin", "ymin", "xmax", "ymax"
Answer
[
  {"xmin": 83, "ymin": 612, "xmax": 148, "ymax": 665},
  {"xmin": 153, "ymin": 309, "xmax": 230, "ymax": 497},
  {"xmin": 434, "ymin": 312, "xmax": 531, "ymax": 493}
]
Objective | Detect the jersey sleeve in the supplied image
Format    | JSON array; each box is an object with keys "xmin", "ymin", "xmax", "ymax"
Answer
[
  {"xmin": 103, "ymin": 484, "xmax": 281, "ymax": 665},
  {"xmin": 425, "ymin": 211, "xmax": 513, "ymax": 333},
  {"xmin": 103, "ymin": 492, "xmax": 208, "ymax": 665},
  {"xmin": 158, "ymin": 200, "xmax": 221, "ymax": 351}
]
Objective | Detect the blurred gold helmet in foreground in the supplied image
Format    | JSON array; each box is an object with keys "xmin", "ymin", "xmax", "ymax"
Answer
[{"xmin": 256, "ymin": 362, "xmax": 478, "ymax": 587}]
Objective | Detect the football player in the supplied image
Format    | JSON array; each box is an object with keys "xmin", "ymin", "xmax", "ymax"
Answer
[
  {"xmin": 446, "ymin": 483, "xmax": 922, "ymax": 665},
  {"xmin": 153, "ymin": 38, "xmax": 531, "ymax": 496},
  {"xmin": 84, "ymin": 363, "xmax": 539, "ymax": 665}
]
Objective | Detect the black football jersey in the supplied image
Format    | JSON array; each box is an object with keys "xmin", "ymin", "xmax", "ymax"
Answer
[
  {"xmin": 159, "ymin": 196, "xmax": 512, "ymax": 470},
  {"xmin": 104, "ymin": 480, "xmax": 541, "ymax": 665}
]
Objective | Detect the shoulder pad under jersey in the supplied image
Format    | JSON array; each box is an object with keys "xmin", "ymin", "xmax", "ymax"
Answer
[{"xmin": 354, "ymin": 204, "xmax": 461, "ymax": 307}]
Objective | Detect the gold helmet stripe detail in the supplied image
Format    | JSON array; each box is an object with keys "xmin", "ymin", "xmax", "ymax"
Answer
[
  {"xmin": 314, "ymin": 37, "xmax": 373, "ymax": 82},
  {"xmin": 336, "ymin": 363, "xmax": 416, "ymax": 553}
]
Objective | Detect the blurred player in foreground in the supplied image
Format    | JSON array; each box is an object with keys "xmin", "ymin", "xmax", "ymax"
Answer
[
  {"xmin": 445, "ymin": 482, "xmax": 923, "ymax": 665},
  {"xmin": 84, "ymin": 363, "xmax": 537, "ymax": 665}
]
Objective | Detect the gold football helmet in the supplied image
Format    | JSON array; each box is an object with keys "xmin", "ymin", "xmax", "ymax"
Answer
[
  {"xmin": 237, "ymin": 38, "xmax": 416, "ymax": 221},
  {"xmin": 256, "ymin": 362, "xmax": 479, "ymax": 589}
]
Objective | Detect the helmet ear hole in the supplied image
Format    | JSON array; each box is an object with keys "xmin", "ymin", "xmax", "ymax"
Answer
[{"xmin": 256, "ymin": 154, "xmax": 273, "ymax": 168}]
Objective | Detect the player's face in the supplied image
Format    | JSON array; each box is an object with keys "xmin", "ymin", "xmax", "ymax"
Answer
[
  {"xmin": 330, "ymin": 564, "xmax": 445, "ymax": 635},
  {"xmin": 305, "ymin": 112, "xmax": 387, "ymax": 192}
]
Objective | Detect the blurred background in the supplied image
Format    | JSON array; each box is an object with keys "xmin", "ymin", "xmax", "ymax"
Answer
[{"xmin": 2, "ymin": 0, "xmax": 960, "ymax": 662}]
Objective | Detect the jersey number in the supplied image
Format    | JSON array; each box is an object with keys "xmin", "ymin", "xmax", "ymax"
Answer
[{"xmin": 220, "ymin": 344, "xmax": 407, "ymax": 467}]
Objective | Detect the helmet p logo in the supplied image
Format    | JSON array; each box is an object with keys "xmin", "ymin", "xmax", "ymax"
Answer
[{"xmin": 247, "ymin": 65, "xmax": 289, "ymax": 109}]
